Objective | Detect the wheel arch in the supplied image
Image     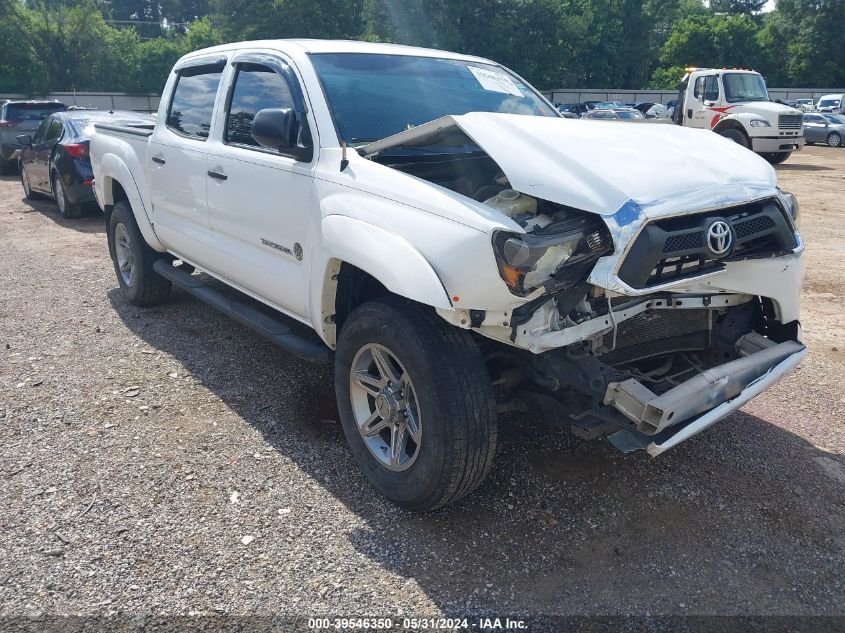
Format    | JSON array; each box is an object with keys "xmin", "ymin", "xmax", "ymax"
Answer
[
  {"xmin": 712, "ymin": 116, "xmax": 749, "ymax": 138},
  {"xmin": 97, "ymin": 153, "xmax": 165, "ymax": 251},
  {"xmin": 311, "ymin": 215, "xmax": 454, "ymax": 348}
]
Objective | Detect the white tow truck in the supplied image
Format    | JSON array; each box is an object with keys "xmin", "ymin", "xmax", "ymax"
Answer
[
  {"xmin": 672, "ymin": 68, "xmax": 805, "ymax": 164},
  {"xmin": 90, "ymin": 40, "xmax": 806, "ymax": 511}
]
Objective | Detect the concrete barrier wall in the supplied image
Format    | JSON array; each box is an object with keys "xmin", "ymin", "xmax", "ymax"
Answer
[
  {"xmin": 0, "ymin": 92, "xmax": 160, "ymax": 113},
  {"xmin": 3, "ymin": 88, "xmax": 842, "ymax": 112}
]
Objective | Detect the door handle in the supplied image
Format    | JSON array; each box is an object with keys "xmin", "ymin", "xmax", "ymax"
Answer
[
  {"xmin": 687, "ymin": 109, "xmax": 693, "ymax": 119},
  {"xmin": 207, "ymin": 170, "xmax": 228, "ymax": 181},
  {"xmin": 151, "ymin": 156, "xmax": 165, "ymax": 165}
]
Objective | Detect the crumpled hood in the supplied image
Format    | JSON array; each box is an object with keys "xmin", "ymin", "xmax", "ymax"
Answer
[{"xmin": 362, "ymin": 112, "xmax": 777, "ymax": 216}]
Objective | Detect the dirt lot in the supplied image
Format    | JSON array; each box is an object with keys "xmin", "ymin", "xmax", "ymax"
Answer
[{"xmin": 1, "ymin": 147, "xmax": 843, "ymax": 626}]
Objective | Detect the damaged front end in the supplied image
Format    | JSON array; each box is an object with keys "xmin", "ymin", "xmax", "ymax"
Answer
[
  {"xmin": 485, "ymin": 292, "xmax": 805, "ymax": 456},
  {"xmin": 362, "ymin": 113, "xmax": 805, "ymax": 455}
]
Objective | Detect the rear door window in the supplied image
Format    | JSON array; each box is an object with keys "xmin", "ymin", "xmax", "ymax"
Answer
[
  {"xmin": 167, "ymin": 63, "xmax": 224, "ymax": 140},
  {"xmin": 46, "ymin": 118, "xmax": 63, "ymax": 142},
  {"xmin": 32, "ymin": 118, "xmax": 50, "ymax": 144}
]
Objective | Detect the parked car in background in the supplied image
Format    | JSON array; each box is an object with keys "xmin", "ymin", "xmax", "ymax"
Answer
[
  {"xmin": 634, "ymin": 102, "xmax": 668, "ymax": 118},
  {"xmin": 556, "ymin": 103, "xmax": 589, "ymax": 117},
  {"xmin": 795, "ymin": 99, "xmax": 815, "ymax": 112},
  {"xmin": 0, "ymin": 100, "xmax": 66, "ymax": 173},
  {"xmin": 816, "ymin": 94, "xmax": 843, "ymax": 114},
  {"xmin": 582, "ymin": 107, "xmax": 645, "ymax": 121},
  {"xmin": 18, "ymin": 110, "xmax": 154, "ymax": 217},
  {"xmin": 802, "ymin": 113, "xmax": 844, "ymax": 147}
]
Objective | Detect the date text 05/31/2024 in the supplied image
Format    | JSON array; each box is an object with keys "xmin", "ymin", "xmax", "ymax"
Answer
[{"xmin": 307, "ymin": 617, "xmax": 528, "ymax": 630}]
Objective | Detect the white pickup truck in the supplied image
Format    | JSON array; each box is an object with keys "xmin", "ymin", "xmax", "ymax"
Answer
[{"xmin": 91, "ymin": 40, "xmax": 806, "ymax": 511}]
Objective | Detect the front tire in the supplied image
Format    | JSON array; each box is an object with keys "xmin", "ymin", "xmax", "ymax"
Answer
[
  {"xmin": 761, "ymin": 152, "xmax": 791, "ymax": 165},
  {"xmin": 828, "ymin": 132, "xmax": 842, "ymax": 148},
  {"xmin": 107, "ymin": 200, "xmax": 171, "ymax": 307},
  {"xmin": 53, "ymin": 172, "xmax": 83, "ymax": 218},
  {"xmin": 717, "ymin": 128, "xmax": 749, "ymax": 149},
  {"xmin": 335, "ymin": 298, "xmax": 497, "ymax": 511}
]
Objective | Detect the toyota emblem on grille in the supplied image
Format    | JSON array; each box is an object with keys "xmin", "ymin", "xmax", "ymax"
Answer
[{"xmin": 706, "ymin": 220, "xmax": 733, "ymax": 256}]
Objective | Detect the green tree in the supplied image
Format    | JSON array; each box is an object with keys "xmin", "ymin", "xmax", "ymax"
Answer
[
  {"xmin": 657, "ymin": 13, "xmax": 762, "ymax": 72},
  {"xmin": 709, "ymin": 0, "xmax": 767, "ymax": 14},
  {"xmin": 759, "ymin": 0, "xmax": 845, "ymax": 86}
]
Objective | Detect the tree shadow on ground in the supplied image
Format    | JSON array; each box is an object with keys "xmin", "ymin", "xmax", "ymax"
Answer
[{"xmin": 108, "ymin": 283, "xmax": 845, "ymax": 618}]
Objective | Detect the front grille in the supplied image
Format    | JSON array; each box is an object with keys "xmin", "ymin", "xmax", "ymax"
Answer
[
  {"xmin": 618, "ymin": 198, "xmax": 798, "ymax": 289},
  {"xmin": 734, "ymin": 214, "xmax": 775, "ymax": 239},
  {"xmin": 778, "ymin": 114, "xmax": 803, "ymax": 130},
  {"xmin": 663, "ymin": 232, "xmax": 704, "ymax": 253},
  {"xmin": 600, "ymin": 308, "xmax": 710, "ymax": 365}
]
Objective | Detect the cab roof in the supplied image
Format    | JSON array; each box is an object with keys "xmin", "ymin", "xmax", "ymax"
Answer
[{"xmin": 179, "ymin": 38, "xmax": 496, "ymax": 66}]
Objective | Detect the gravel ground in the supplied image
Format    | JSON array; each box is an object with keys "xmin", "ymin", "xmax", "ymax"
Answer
[{"xmin": 0, "ymin": 147, "xmax": 843, "ymax": 627}]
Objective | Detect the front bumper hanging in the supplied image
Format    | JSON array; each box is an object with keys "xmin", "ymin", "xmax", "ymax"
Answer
[{"xmin": 604, "ymin": 333, "xmax": 807, "ymax": 456}]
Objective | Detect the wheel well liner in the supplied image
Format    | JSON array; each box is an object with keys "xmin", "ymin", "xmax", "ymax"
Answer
[{"xmin": 335, "ymin": 263, "xmax": 390, "ymax": 333}]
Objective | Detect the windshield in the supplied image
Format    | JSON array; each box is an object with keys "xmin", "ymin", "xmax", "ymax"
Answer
[
  {"xmin": 310, "ymin": 53, "xmax": 557, "ymax": 144},
  {"xmin": 5, "ymin": 103, "xmax": 66, "ymax": 120},
  {"xmin": 617, "ymin": 110, "xmax": 644, "ymax": 120},
  {"xmin": 824, "ymin": 114, "xmax": 845, "ymax": 125},
  {"xmin": 819, "ymin": 98, "xmax": 841, "ymax": 108},
  {"xmin": 723, "ymin": 73, "xmax": 769, "ymax": 103}
]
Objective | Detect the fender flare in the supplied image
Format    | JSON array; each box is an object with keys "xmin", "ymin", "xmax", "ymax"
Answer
[
  {"xmin": 310, "ymin": 215, "xmax": 453, "ymax": 346},
  {"xmin": 99, "ymin": 153, "xmax": 165, "ymax": 251},
  {"xmin": 711, "ymin": 112, "xmax": 758, "ymax": 136}
]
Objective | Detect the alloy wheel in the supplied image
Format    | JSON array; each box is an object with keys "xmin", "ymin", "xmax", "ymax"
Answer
[
  {"xmin": 113, "ymin": 222, "xmax": 135, "ymax": 286},
  {"xmin": 349, "ymin": 343, "xmax": 422, "ymax": 472},
  {"xmin": 20, "ymin": 167, "xmax": 31, "ymax": 197},
  {"xmin": 54, "ymin": 175, "xmax": 66, "ymax": 214}
]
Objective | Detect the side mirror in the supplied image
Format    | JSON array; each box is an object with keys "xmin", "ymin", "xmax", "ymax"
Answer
[
  {"xmin": 16, "ymin": 134, "xmax": 32, "ymax": 146},
  {"xmin": 252, "ymin": 107, "xmax": 298, "ymax": 151}
]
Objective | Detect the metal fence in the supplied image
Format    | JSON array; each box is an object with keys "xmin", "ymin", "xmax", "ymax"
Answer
[
  {"xmin": 540, "ymin": 88, "xmax": 845, "ymax": 105},
  {"xmin": 0, "ymin": 92, "xmax": 160, "ymax": 113}
]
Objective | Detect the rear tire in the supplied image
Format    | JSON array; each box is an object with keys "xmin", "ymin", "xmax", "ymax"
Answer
[
  {"xmin": 108, "ymin": 200, "xmax": 171, "ymax": 307},
  {"xmin": 828, "ymin": 132, "xmax": 842, "ymax": 148},
  {"xmin": 717, "ymin": 128, "xmax": 749, "ymax": 149},
  {"xmin": 335, "ymin": 297, "xmax": 497, "ymax": 511},
  {"xmin": 53, "ymin": 172, "xmax": 83, "ymax": 218},
  {"xmin": 761, "ymin": 152, "xmax": 791, "ymax": 165}
]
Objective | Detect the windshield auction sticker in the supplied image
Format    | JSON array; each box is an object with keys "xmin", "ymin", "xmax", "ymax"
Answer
[{"xmin": 467, "ymin": 66, "xmax": 523, "ymax": 97}]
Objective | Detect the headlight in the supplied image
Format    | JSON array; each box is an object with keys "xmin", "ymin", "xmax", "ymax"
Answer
[
  {"xmin": 749, "ymin": 119, "xmax": 771, "ymax": 128},
  {"xmin": 782, "ymin": 190, "xmax": 800, "ymax": 227},
  {"xmin": 492, "ymin": 216, "xmax": 613, "ymax": 297}
]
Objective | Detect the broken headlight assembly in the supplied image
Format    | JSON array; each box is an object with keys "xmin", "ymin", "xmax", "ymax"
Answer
[
  {"xmin": 782, "ymin": 190, "xmax": 800, "ymax": 228},
  {"xmin": 492, "ymin": 215, "xmax": 613, "ymax": 297}
]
